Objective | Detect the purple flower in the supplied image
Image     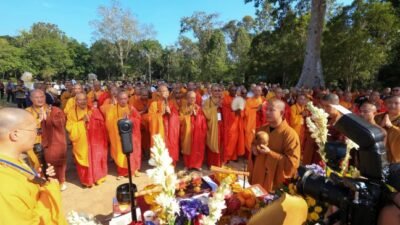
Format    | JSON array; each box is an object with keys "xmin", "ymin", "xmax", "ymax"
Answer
[{"xmin": 305, "ymin": 164, "xmax": 325, "ymax": 177}]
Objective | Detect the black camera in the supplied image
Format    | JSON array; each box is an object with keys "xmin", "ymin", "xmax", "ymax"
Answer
[
  {"xmin": 296, "ymin": 113, "xmax": 392, "ymax": 225},
  {"xmin": 117, "ymin": 119, "xmax": 133, "ymax": 154},
  {"xmin": 33, "ymin": 143, "xmax": 48, "ymax": 179}
]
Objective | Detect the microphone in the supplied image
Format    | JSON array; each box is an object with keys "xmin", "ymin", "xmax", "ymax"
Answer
[
  {"xmin": 33, "ymin": 143, "xmax": 48, "ymax": 179},
  {"xmin": 118, "ymin": 119, "xmax": 133, "ymax": 154}
]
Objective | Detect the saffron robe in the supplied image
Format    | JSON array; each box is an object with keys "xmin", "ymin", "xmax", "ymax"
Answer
[
  {"xmin": 26, "ymin": 106, "xmax": 67, "ymax": 183},
  {"xmin": 245, "ymin": 97, "xmax": 264, "ymax": 153},
  {"xmin": 179, "ymin": 103, "xmax": 207, "ymax": 169},
  {"xmin": 131, "ymin": 97, "xmax": 151, "ymax": 151},
  {"xmin": 87, "ymin": 90, "xmax": 104, "ymax": 105},
  {"xmin": 221, "ymin": 95, "xmax": 245, "ymax": 162},
  {"xmin": 248, "ymin": 120, "xmax": 301, "ymax": 192},
  {"xmin": 289, "ymin": 103, "xmax": 306, "ymax": 145},
  {"xmin": 375, "ymin": 113, "xmax": 400, "ymax": 163},
  {"xmin": 66, "ymin": 106, "xmax": 108, "ymax": 186},
  {"xmin": 105, "ymin": 104, "xmax": 142, "ymax": 176},
  {"xmin": 148, "ymin": 100, "xmax": 180, "ymax": 163},
  {"xmin": 60, "ymin": 91, "xmax": 71, "ymax": 110},
  {"xmin": 0, "ymin": 154, "xmax": 67, "ymax": 225},
  {"xmin": 203, "ymin": 98, "xmax": 224, "ymax": 167}
]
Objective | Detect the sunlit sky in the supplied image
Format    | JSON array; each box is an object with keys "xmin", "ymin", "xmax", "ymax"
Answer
[{"xmin": 0, "ymin": 0, "xmax": 352, "ymax": 46}]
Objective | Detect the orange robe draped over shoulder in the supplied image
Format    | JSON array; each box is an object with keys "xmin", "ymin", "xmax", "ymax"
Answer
[
  {"xmin": 179, "ymin": 103, "xmax": 207, "ymax": 169},
  {"xmin": 289, "ymin": 104, "xmax": 306, "ymax": 145},
  {"xmin": 245, "ymin": 97, "xmax": 264, "ymax": 153},
  {"xmin": 131, "ymin": 97, "xmax": 152, "ymax": 151},
  {"xmin": 105, "ymin": 105, "xmax": 142, "ymax": 176},
  {"xmin": 222, "ymin": 95, "xmax": 245, "ymax": 162},
  {"xmin": 248, "ymin": 120, "xmax": 301, "ymax": 192},
  {"xmin": 148, "ymin": 100, "xmax": 180, "ymax": 163}
]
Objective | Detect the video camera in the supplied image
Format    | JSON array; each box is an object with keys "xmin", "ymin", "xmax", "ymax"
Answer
[{"xmin": 296, "ymin": 113, "xmax": 394, "ymax": 225}]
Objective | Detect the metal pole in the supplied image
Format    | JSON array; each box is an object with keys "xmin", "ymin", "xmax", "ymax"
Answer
[{"xmin": 126, "ymin": 153, "xmax": 136, "ymax": 222}]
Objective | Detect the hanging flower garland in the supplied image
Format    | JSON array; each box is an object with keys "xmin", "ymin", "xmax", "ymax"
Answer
[
  {"xmin": 146, "ymin": 135, "xmax": 180, "ymax": 225},
  {"xmin": 305, "ymin": 102, "xmax": 329, "ymax": 163}
]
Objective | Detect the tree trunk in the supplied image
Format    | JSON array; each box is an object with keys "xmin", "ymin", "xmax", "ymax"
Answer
[{"xmin": 296, "ymin": 0, "xmax": 326, "ymax": 89}]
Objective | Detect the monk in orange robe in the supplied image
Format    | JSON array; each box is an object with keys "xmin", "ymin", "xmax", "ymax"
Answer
[
  {"xmin": 222, "ymin": 86, "xmax": 245, "ymax": 162},
  {"xmin": 66, "ymin": 93, "xmax": 108, "ymax": 187},
  {"xmin": 289, "ymin": 94, "xmax": 308, "ymax": 145},
  {"xmin": 100, "ymin": 86, "xmax": 119, "ymax": 115},
  {"xmin": 60, "ymin": 80, "xmax": 73, "ymax": 110},
  {"xmin": 245, "ymin": 86, "xmax": 265, "ymax": 154},
  {"xmin": 63, "ymin": 83, "xmax": 83, "ymax": 114},
  {"xmin": 148, "ymin": 84, "xmax": 180, "ymax": 164},
  {"xmin": 248, "ymin": 99, "xmax": 301, "ymax": 192},
  {"xmin": 370, "ymin": 91, "xmax": 387, "ymax": 113},
  {"xmin": 26, "ymin": 89, "xmax": 68, "ymax": 190},
  {"xmin": 375, "ymin": 95, "xmax": 400, "ymax": 163},
  {"xmin": 105, "ymin": 91, "xmax": 142, "ymax": 178},
  {"xmin": 179, "ymin": 91, "xmax": 207, "ymax": 170},
  {"xmin": 203, "ymin": 84, "xmax": 224, "ymax": 167},
  {"xmin": 0, "ymin": 108, "xmax": 67, "ymax": 225},
  {"xmin": 339, "ymin": 91, "xmax": 354, "ymax": 111},
  {"xmin": 131, "ymin": 88, "xmax": 152, "ymax": 151},
  {"xmin": 187, "ymin": 82, "xmax": 202, "ymax": 106},
  {"xmin": 87, "ymin": 80, "xmax": 104, "ymax": 106}
]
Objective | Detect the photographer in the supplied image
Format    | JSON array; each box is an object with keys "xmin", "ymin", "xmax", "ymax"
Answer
[{"xmin": 0, "ymin": 108, "xmax": 66, "ymax": 225}]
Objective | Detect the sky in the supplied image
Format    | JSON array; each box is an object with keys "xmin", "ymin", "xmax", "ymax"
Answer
[{"xmin": 0, "ymin": 0, "xmax": 352, "ymax": 47}]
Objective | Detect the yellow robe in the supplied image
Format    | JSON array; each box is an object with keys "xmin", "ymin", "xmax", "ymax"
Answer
[
  {"xmin": 25, "ymin": 106, "xmax": 48, "ymax": 170},
  {"xmin": 66, "ymin": 107, "xmax": 89, "ymax": 167},
  {"xmin": 202, "ymin": 98, "xmax": 221, "ymax": 153},
  {"xmin": 105, "ymin": 105, "xmax": 131, "ymax": 169},
  {"xmin": 0, "ymin": 154, "xmax": 67, "ymax": 225},
  {"xmin": 63, "ymin": 97, "xmax": 76, "ymax": 115}
]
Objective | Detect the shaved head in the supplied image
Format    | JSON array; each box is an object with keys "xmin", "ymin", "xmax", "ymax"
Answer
[
  {"xmin": 266, "ymin": 99, "xmax": 286, "ymax": 126},
  {"xmin": 322, "ymin": 94, "xmax": 340, "ymax": 105},
  {"xmin": 0, "ymin": 108, "xmax": 37, "ymax": 155},
  {"xmin": 359, "ymin": 102, "xmax": 377, "ymax": 123},
  {"xmin": 117, "ymin": 91, "xmax": 129, "ymax": 107}
]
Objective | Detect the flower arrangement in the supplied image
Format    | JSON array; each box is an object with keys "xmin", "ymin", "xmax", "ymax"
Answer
[
  {"xmin": 66, "ymin": 211, "xmax": 100, "ymax": 225},
  {"xmin": 147, "ymin": 135, "xmax": 180, "ymax": 225},
  {"xmin": 199, "ymin": 177, "xmax": 232, "ymax": 225},
  {"xmin": 340, "ymin": 138, "xmax": 359, "ymax": 175},
  {"xmin": 305, "ymin": 102, "xmax": 329, "ymax": 163}
]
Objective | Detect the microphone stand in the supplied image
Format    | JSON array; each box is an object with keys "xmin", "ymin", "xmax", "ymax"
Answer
[{"xmin": 125, "ymin": 151, "xmax": 137, "ymax": 223}]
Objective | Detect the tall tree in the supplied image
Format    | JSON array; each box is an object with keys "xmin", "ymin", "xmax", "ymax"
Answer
[
  {"xmin": 0, "ymin": 38, "xmax": 22, "ymax": 78},
  {"xmin": 91, "ymin": 0, "xmax": 152, "ymax": 78},
  {"xmin": 90, "ymin": 39, "xmax": 119, "ymax": 80}
]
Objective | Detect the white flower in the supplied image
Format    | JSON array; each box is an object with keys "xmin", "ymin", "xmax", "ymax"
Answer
[
  {"xmin": 66, "ymin": 211, "xmax": 100, "ymax": 225},
  {"xmin": 306, "ymin": 102, "xmax": 329, "ymax": 163}
]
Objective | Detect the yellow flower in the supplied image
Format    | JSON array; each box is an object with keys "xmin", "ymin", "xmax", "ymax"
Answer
[
  {"xmin": 306, "ymin": 197, "xmax": 316, "ymax": 206},
  {"xmin": 314, "ymin": 206, "xmax": 323, "ymax": 213},
  {"xmin": 310, "ymin": 212, "xmax": 320, "ymax": 221}
]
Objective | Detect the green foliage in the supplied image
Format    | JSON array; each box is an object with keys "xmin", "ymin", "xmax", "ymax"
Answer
[
  {"xmin": 0, "ymin": 38, "xmax": 22, "ymax": 75},
  {"xmin": 322, "ymin": 1, "xmax": 400, "ymax": 88}
]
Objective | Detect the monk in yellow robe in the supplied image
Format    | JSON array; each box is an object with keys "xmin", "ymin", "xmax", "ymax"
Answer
[
  {"xmin": 63, "ymin": 83, "xmax": 83, "ymax": 114},
  {"xmin": 105, "ymin": 91, "xmax": 142, "ymax": 178},
  {"xmin": 248, "ymin": 99, "xmax": 301, "ymax": 192},
  {"xmin": 60, "ymin": 80, "xmax": 72, "ymax": 110},
  {"xmin": 179, "ymin": 91, "xmax": 207, "ymax": 170},
  {"xmin": 26, "ymin": 89, "xmax": 68, "ymax": 190},
  {"xmin": 203, "ymin": 84, "xmax": 225, "ymax": 167},
  {"xmin": 87, "ymin": 80, "xmax": 104, "ymax": 106},
  {"xmin": 222, "ymin": 86, "xmax": 245, "ymax": 162},
  {"xmin": 148, "ymin": 84, "xmax": 180, "ymax": 164},
  {"xmin": 289, "ymin": 94, "xmax": 308, "ymax": 145},
  {"xmin": 131, "ymin": 88, "xmax": 152, "ymax": 151},
  {"xmin": 100, "ymin": 85, "xmax": 119, "ymax": 115},
  {"xmin": 66, "ymin": 93, "xmax": 108, "ymax": 187},
  {"xmin": 339, "ymin": 91, "xmax": 353, "ymax": 111},
  {"xmin": 375, "ymin": 95, "xmax": 400, "ymax": 163},
  {"xmin": 0, "ymin": 108, "xmax": 67, "ymax": 225},
  {"xmin": 245, "ymin": 86, "xmax": 265, "ymax": 154}
]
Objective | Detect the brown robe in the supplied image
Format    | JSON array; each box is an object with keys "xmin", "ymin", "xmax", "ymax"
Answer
[
  {"xmin": 375, "ymin": 113, "xmax": 400, "ymax": 163},
  {"xmin": 248, "ymin": 120, "xmax": 301, "ymax": 192}
]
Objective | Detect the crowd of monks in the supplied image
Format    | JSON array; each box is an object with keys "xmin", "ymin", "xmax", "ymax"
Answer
[{"xmin": 20, "ymin": 80, "xmax": 400, "ymax": 194}]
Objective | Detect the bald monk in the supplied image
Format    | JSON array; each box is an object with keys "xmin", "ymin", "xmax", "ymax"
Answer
[
  {"xmin": 222, "ymin": 86, "xmax": 245, "ymax": 162},
  {"xmin": 248, "ymin": 99, "xmax": 301, "ymax": 192},
  {"xmin": 148, "ymin": 84, "xmax": 180, "ymax": 164},
  {"xmin": 63, "ymin": 83, "xmax": 83, "ymax": 114},
  {"xmin": 131, "ymin": 88, "xmax": 152, "ymax": 151},
  {"xmin": 26, "ymin": 89, "xmax": 68, "ymax": 190},
  {"xmin": 179, "ymin": 91, "xmax": 207, "ymax": 170},
  {"xmin": 0, "ymin": 108, "xmax": 67, "ymax": 225},
  {"xmin": 375, "ymin": 95, "xmax": 400, "ymax": 163},
  {"xmin": 105, "ymin": 91, "xmax": 142, "ymax": 178},
  {"xmin": 245, "ymin": 86, "xmax": 265, "ymax": 154},
  {"xmin": 289, "ymin": 94, "xmax": 308, "ymax": 145},
  {"xmin": 66, "ymin": 94, "xmax": 108, "ymax": 187},
  {"xmin": 340, "ymin": 91, "xmax": 354, "ymax": 111},
  {"xmin": 274, "ymin": 87, "xmax": 291, "ymax": 122},
  {"xmin": 100, "ymin": 86, "xmax": 119, "ymax": 115},
  {"xmin": 187, "ymin": 81, "xmax": 202, "ymax": 106},
  {"xmin": 359, "ymin": 102, "xmax": 387, "ymax": 137},
  {"xmin": 203, "ymin": 84, "xmax": 225, "ymax": 167},
  {"xmin": 60, "ymin": 81, "xmax": 72, "ymax": 110},
  {"xmin": 321, "ymin": 94, "xmax": 346, "ymax": 143},
  {"xmin": 87, "ymin": 80, "xmax": 104, "ymax": 106}
]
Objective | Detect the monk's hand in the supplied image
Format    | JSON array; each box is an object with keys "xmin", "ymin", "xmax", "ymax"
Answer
[
  {"xmin": 165, "ymin": 105, "xmax": 171, "ymax": 114},
  {"xmin": 258, "ymin": 144, "xmax": 271, "ymax": 154},
  {"xmin": 38, "ymin": 164, "xmax": 56, "ymax": 178},
  {"xmin": 381, "ymin": 114, "xmax": 393, "ymax": 129},
  {"xmin": 83, "ymin": 114, "xmax": 90, "ymax": 122}
]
